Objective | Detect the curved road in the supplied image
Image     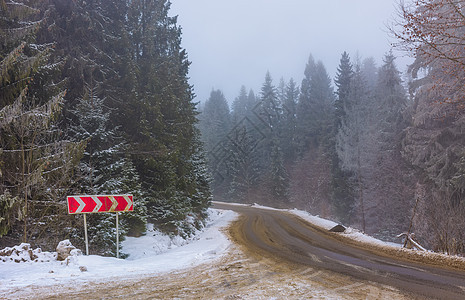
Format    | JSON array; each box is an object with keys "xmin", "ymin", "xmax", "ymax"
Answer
[{"xmin": 214, "ymin": 202, "xmax": 465, "ymax": 299}]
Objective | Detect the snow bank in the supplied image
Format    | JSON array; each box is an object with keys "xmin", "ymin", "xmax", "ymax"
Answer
[
  {"xmin": 289, "ymin": 209, "xmax": 402, "ymax": 248},
  {"xmin": 289, "ymin": 209, "xmax": 340, "ymax": 231},
  {"xmin": 0, "ymin": 208, "xmax": 237, "ymax": 295},
  {"xmin": 287, "ymin": 207, "xmax": 465, "ymax": 269}
]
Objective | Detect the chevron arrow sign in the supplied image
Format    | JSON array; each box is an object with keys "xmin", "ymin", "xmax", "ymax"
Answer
[{"xmin": 67, "ymin": 195, "xmax": 134, "ymax": 214}]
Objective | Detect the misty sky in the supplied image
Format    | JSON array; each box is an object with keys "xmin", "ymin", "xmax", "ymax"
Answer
[{"xmin": 170, "ymin": 0, "xmax": 412, "ymax": 104}]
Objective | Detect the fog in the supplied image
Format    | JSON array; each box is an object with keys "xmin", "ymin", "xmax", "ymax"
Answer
[{"xmin": 170, "ymin": 0, "xmax": 411, "ymax": 104}]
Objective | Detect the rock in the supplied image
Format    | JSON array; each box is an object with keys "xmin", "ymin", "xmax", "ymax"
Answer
[
  {"xmin": 56, "ymin": 240, "xmax": 77, "ymax": 261},
  {"xmin": 79, "ymin": 266, "xmax": 88, "ymax": 272},
  {"xmin": 70, "ymin": 248, "xmax": 82, "ymax": 256},
  {"xmin": 329, "ymin": 224, "xmax": 346, "ymax": 233}
]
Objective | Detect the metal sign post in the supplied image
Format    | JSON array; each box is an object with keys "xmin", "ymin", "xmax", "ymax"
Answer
[
  {"xmin": 83, "ymin": 214, "xmax": 89, "ymax": 256},
  {"xmin": 116, "ymin": 212, "xmax": 119, "ymax": 259},
  {"xmin": 67, "ymin": 194, "xmax": 134, "ymax": 258}
]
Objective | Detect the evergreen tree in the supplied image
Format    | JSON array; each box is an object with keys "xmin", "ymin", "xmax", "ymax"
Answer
[
  {"xmin": 69, "ymin": 81, "xmax": 147, "ymax": 255},
  {"xmin": 198, "ymin": 89, "xmax": 231, "ymax": 198},
  {"xmin": 368, "ymin": 52, "xmax": 412, "ymax": 239},
  {"xmin": 331, "ymin": 51, "xmax": 355, "ymax": 224},
  {"xmin": 281, "ymin": 78, "xmax": 299, "ymax": 162},
  {"xmin": 199, "ymin": 89, "xmax": 231, "ymax": 153},
  {"xmin": 361, "ymin": 57, "xmax": 378, "ymax": 92},
  {"xmin": 255, "ymin": 72, "xmax": 282, "ymax": 185},
  {"xmin": 264, "ymin": 142, "xmax": 290, "ymax": 205},
  {"xmin": 1, "ymin": 0, "xmax": 212, "ymax": 251},
  {"xmin": 231, "ymin": 87, "xmax": 257, "ymax": 124},
  {"xmin": 375, "ymin": 52, "xmax": 407, "ymax": 134},
  {"xmin": 0, "ymin": 0, "xmax": 44, "ymax": 237},
  {"xmin": 257, "ymin": 71, "xmax": 281, "ymax": 132},
  {"xmin": 336, "ymin": 62, "xmax": 372, "ymax": 229},
  {"xmin": 228, "ymin": 127, "xmax": 261, "ymax": 203},
  {"xmin": 334, "ymin": 51, "xmax": 353, "ymax": 128},
  {"xmin": 231, "ymin": 86, "xmax": 249, "ymax": 123},
  {"xmin": 296, "ymin": 56, "xmax": 335, "ymax": 154},
  {"xmin": 125, "ymin": 0, "xmax": 211, "ymax": 233},
  {"xmin": 0, "ymin": 0, "xmax": 84, "ymax": 244}
]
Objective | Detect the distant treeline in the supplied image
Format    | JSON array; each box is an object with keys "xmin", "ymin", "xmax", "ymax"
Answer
[{"xmin": 199, "ymin": 19, "xmax": 465, "ymax": 255}]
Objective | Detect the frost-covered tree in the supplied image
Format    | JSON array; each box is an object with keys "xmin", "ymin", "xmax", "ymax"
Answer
[
  {"xmin": 336, "ymin": 62, "xmax": 373, "ymax": 230},
  {"xmin": 396, "ymin": 0, "xmax": 465, "ymax": 252},
  {"xmin": 231, "ymin": 86, "xmax": 257, "ymax": 123},
  {"xmin": 0, "ymin": 0, "xmax": 84, "ymax": 244},
  {"xmin": 1, "ymin": 0, "xmax": 212, "ymax": 251},
  {"xmin": 292, "ymin": 56, "xmax": 335, "ymax": 214},
  {"xmin": 257, "ymin": 72, "xmax": 281, "ymax": 132},
  {"xmin": 124, "ymin": 0, "xmax": 211, "ymax": 233},
  {"xmin": 199, "ymin": 89, "xmax": 231, "ymax": 153},
  {"xmin": 198, "ymin": 89, "xmax": 231, "ymax": 198},
  {"xmin": 231, "ymin": 86, "xmax": 248, "ymax": 123},
  {"xmin": 367, "ymin": 53, "xmax": 412, "ymax": 238},
  {"xmin": 228, "ymin": 127, "xmax": 261, "ymax": 203},
  {"xmin": 331, "ymin": 52, "xmax": 355, "ymax": 223},
  {"xmin": 361, "ymin": 57, "xmax": 378, "ymax": 92},
  {"xmin": 69, "ymin": 81, "xmax": 147, "ymax": 255},
  {"xmin": 280, "ymin": 78, "xmax": 299, "ymax": 163},
  {"xmin": 296, "ymin": 56, "xmax": 334, "ymax": 153},
  {"xmin": 335, "ymin": 53, "xmax": 412, "ymax": 236},
  {"xmin": 264, "ymin": 142, "xmax": 289, "ymax": 205},
  {"xmin": 334, "ymin": 51, "xmax": 353, "ymax": 128}
]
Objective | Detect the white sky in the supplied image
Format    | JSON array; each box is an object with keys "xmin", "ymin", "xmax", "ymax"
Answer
[{"xmin": 170, "ymin": 0, "xmax": 413, "ymax": 104}]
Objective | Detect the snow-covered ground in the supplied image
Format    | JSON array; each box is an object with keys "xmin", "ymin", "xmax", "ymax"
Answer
[
  {"xmin": 0, "ymin": 208, "xmax": 237, "ymax": 296},
  {"xmin": 288, "ymin": 208, "xmax": 403, "ymax": 248},
  {"xmin": 2, "ymin": 202, "xmax": 464, "ymax": 299}
]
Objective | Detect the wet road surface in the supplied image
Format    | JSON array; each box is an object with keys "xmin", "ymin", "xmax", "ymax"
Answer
[{"xmin": 214, "ymin": 202, "xmax": 465, "ymax": 299}]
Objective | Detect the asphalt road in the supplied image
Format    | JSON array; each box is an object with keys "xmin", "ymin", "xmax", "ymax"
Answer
[{"xmin": 213, "ymin": 202, "xmax": 465, "ymax": 300}]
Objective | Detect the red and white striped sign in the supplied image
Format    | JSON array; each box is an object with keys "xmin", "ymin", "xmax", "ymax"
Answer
[{"xmin": 67, "ymin": 195, "xmax": 133, "ymax": 214}]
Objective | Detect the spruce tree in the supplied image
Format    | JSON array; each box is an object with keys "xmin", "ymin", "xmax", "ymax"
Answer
[
  {"xmin": 231, "ymin": 86, "xmax": 249, "ymax": 123},
  {"xmin": 126, "ymin": 0, "xmax": 211, "ymax": 233},
  {"xmin": 1, "ymin": 0, "xmax": 212, "ymax": 250},
  {"xmin": 228, "ymin": 127, "xmax": 261, "ymax": 203},
  {"xmin": 331, "ymin": 51, "xmax": 355, "ymax": 224},
  {"xmin": 0, "ymin": 0, "xmax": 84, "ymax": 245},
  {"xmin": 69, "ymin": 82, "xmax": 147, "ymax": 255},
  {"xmin": 296, "ymin": 56, "xmax": 334, "ymax": 154},
  {"xmin": 265, "ymin": 142, "xmax": 290, "ymax": 205},
  {"xmin": 199, "ymin": 89, "xmax": 231, "ymax": 153},
  {"xmin": 370, "ymin": 52, "xmax": 412, "ymax": 238},
  {"xmin": 281, "ymin": 78, "xmax": 299, "ymax": 163},
  {"xmin": 255, "ymin": 72, "xmax": 280, "ymax": 169},
  {"xmin": 336, "ymin": 62, "xmax": 373, "ymax": 230},
  {"xmin": 334, "ymin": 52, "xmax": 353, "ymax": 128}
]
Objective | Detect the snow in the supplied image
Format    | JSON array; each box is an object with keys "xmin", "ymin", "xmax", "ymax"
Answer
[
  {"xmin": 2, "ymin": 202, "xmax": 465, "ymax": 298},
  {"xmin": 289, "ymin": 209, "xmax": 340, "ymax": 230},
  {"xmin": 288, "ymin": 208, "xmax": 403, "ymax": 248},
  {"xmin": 0, "ymin": 208, "xmax": 237, "ymax": 296}
]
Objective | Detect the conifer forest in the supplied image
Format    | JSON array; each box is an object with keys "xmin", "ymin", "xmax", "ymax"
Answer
[
  {"xmin": 0, "ymin": 0, "xmax": 210, "ymax": 256},
  {"xmin": 2, "ymin": 0, "xmax": 465, "ymax": 257}
]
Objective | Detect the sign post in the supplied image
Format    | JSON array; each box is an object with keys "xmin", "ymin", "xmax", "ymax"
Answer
[
  {"xmin": 83, "ymin": 214, "xmax": 89, "ymax": 256},
  {"xmin": 116, "ymin": 212, "xmax": 119, "ymax": 259},
  {"xmin": 67, "ymin": 195, "xmax": 134, "ymax": 258}
]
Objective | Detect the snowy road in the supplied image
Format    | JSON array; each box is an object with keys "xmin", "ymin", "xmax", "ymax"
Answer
[
  {"xmin": 215, "ymin": 202, "xmax": 465, "ymax": 299},
  {"xmin": 3, "ymin": 204, "xmax": 465, "ymax": 299}
]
